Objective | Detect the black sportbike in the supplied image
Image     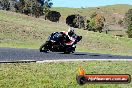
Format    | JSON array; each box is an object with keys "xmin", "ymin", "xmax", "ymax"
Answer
[{"xmin": 39, "ymin": 32, "xmax": 82, "ymax": 54}]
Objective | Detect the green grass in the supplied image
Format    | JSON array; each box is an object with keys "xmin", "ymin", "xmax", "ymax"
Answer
[
  {"xmin": 0, "ymin": 5, "xmax": 132, "ymax": 56},
  {"xmin": 0, "ymin": 61, "xmax": 132, "ymax": 88}
]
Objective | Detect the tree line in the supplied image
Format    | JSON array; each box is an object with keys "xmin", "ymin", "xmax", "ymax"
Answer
[
  {"xmin": 0, "ymin": 0, "xmax": 52, "ymax": 17},
  {"xmin": 0, "ymin": 0, "xmax": 61, "ymax": 22},
  {"xmin": 66, "ymin": 13, "xmax": 106, "ymax": 33},
  {"xmin": 125, "ymin": 9, "xmax": 132, "ymax": 38},
  {"xmin": 66, "ymin": 9, "xmax": 132, "ymax": 38}
]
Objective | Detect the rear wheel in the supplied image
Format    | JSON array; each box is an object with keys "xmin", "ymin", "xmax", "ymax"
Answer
[{"xmin": 64, "ymin": 46, "xmax": 74, "ymax": 54}]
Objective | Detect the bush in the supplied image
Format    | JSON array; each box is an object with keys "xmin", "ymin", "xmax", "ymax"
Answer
[
  {"xmin": 86, "ymin": 13, "xmax": 105, "ymax": 33},
  {"xmin": 14, "ymin": 0, "xmax": 53, "ymax": 18},
  {"xmin": 125, "ymin": 9, "xmax": 132, "ymax": 38},
  {"xmin": 66, "ymin": 14, "xmax": 85, "ymax": 29},
  {"xmin": 45, "ymin": 11, "xmax": 61, "ymax": 22},
  {"xmin": 118, "ymin": 19, "xmax": 124, "ymax": 26},
  {"xmin": 0, "ymin": 0, "xmax": 10, "ymax": 10},
  {"xmin": 87, "ymin": 19, "xmax": 96, "ymax": 31},
  {"xmin": 126, "ymin": 25, "xmax": 132, "ymax": 38},
  {"xmin": 124, "ymin": 9, "xmax": 132, "ymax": 27}
]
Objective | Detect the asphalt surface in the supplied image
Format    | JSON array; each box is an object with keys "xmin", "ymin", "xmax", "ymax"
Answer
[{"xmin": 0, "ymin": 47, "xmax": 132, "ymax": 62}]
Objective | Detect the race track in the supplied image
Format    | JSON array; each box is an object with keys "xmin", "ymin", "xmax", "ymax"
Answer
[{"xmin": 0, "ymin": 47, "xmax": 132, "ymax": 62}]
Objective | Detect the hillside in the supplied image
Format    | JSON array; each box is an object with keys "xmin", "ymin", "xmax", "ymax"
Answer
[
  {"xmin": 51, "ymin": 4, "xmax": 132, "ymax": 22},
  {"xmin": 52, "ymin": 4, "xmax": 132, "ymax": 36},
  {"xmin": 0, "ymin": 4, "xmax": 132, "ymax": 56}
]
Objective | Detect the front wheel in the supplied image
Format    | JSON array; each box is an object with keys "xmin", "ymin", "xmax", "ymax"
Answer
[
  {"xmin": 39, "ymin": 42, "xmax": 49, "ymax": 52},
  {"xmin": 64, "ymin": 46, "xmax": 75, "ymax": 54},
  {"xmin": 64, "ymin": 51, "xmax": 71, "ymax": 54}
]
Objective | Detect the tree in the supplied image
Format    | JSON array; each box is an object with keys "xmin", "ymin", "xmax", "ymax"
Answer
[
  {"xmin": 66, "ymin": 14, "xmax": 85, "ymax": 29},
  {"xmin": 94, "ymin": 14, "xmax": 105, "ymax": 33},
  {"xmin": 118, "ymin": 19, "xmax": 124, "ymax": 26},
  {"xmin": 88, "ymin": 19, "xmax": 96, "ymax": 31},
  {"xmin": 45, "ymin": 11, "xmax": 61, "ymax": 22},
  {"xmin": 124, "ymin": 9, "xmax": 132, "ymax": 27},
  {"xmin": 86, "ymin": 13, "xmax": 105, "ymax": 33},
  {"xmin": 43, "ymin": 0, "xmax": 53, "ymax": 19},
  {"xmin": 0, "ymin": 0, "xmax": 10, "ymax": 10},
  {"xmin": 14, "ymin": 0, "xmax": 53, "ymax": 18},
  {"xmin": 125, "ymin": 9, "xmax": 132, "ymax": 38},
  {"xmin": 31, "ymin": 1, "xmax": 42, "ymax": 17},
  {"xmin": 126, "ymin": 25, "xmax": 132, "ymax": 38},
  {"xmin": 14, "ymin": 0, "xmax": 26, "ymax": 13}
]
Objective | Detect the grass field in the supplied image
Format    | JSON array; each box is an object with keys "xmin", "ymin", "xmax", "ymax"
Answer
[{"xmin": 0, "ymin": 61, "xmax": 132, "ymax": 88}]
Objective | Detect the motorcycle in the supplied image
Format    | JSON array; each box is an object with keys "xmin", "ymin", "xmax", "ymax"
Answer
[{"xmin": 39, "ymin": 32, "xmax": 82, "ymax": 54}]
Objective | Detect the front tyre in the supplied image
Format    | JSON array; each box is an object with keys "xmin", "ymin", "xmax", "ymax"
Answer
[
  {"xmin": 39, "ymin": 44, "xmax": 47, "ymax": 52},
  {"xmin": 64, "ymin": 46, "xmax": 74, "ymax": 54},
  {"xmin": 64, "ymin": 50, "xmax": 71, "ymax": 54},
  {"xmin": 39, "ymin": 42, "xmax": 49, "ymax": 52}
]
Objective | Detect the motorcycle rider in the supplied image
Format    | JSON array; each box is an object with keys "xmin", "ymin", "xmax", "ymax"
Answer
[
  {"xmin": 60, "ymin": 27, "xmax": 76, "ymax": 45},
  {"xmin": 49, "ymin": 27, "xmax": 78, "ymax": 46},
  {"xmin": 67, "ymin": 27, "xmax": 82, "ymax": 44}
]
